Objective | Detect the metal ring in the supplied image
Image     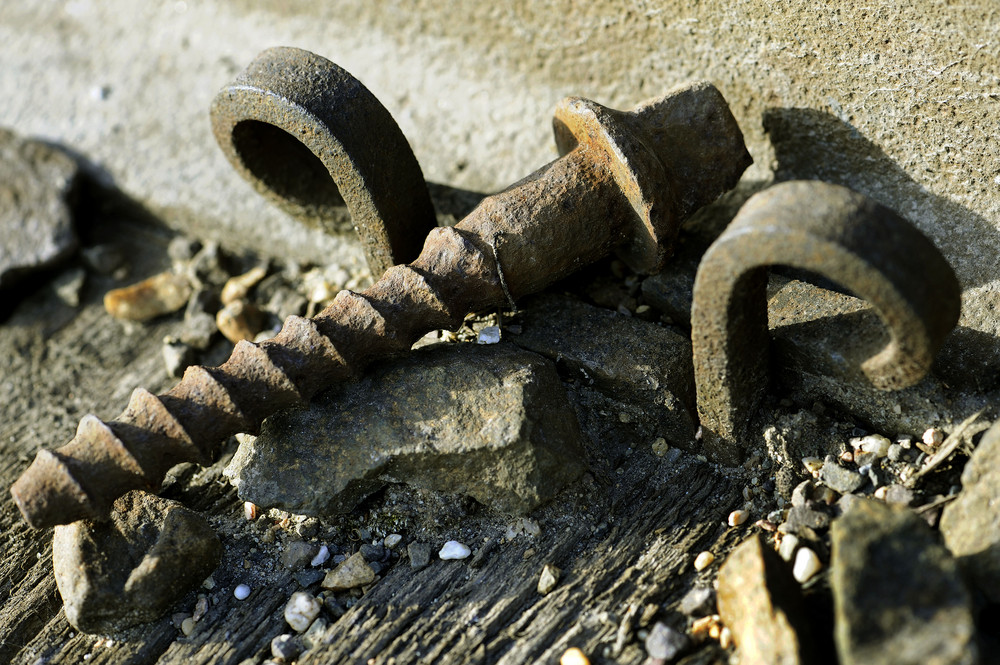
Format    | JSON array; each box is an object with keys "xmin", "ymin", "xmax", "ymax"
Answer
[{"xmin": 210, "ymin": 46, "xmax": 436, "ymax": 277}]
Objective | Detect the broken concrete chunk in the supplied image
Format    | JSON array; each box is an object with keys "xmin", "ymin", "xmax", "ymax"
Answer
[
  {"xmin": 831, "ymin": 499, "xmax": 976, "ymax": 665},
  {"xmin": 0, "ymin": 128, "xmax": 79, "ymax": 290},
  {"xmin": 104, "ymin": 270, "xmax": 192, "ymax": 321},
  {"xmin": 940, "ymin": 419, "xmax": 1000, "ymax": 603},
  {"xmin": 513, "ymin": 294, "xmax": 696, "ymax": 447},
  {"xmin": 226, "ymin": 343, "xmax": 586, "ymax": 516},
  {"xmin": 53, "ymin": 490, "xmax": 221, "ymax": 633},
  {"xmin": 716, "ymin": 533, "xmax": 813, "ymax": 665}
]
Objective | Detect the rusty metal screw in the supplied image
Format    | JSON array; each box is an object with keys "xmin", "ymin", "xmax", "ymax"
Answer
[
  {"xmin": 11, "ymin": 70, "xmax": 750, "ymax": 529},
  {"xmin": 691, "ymin": 180, "xmax": 960, "ymax": 465}
]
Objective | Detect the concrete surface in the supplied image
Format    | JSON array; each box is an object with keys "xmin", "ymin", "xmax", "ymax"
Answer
[{"xmin": 1, "ymin": 0, "xmax": 998, "ymax": 375}]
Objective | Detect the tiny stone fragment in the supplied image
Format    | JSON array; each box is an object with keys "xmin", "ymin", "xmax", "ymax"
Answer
[
  {"xmin": 678, "ymin": 585, "xmax": 715, "ymax": 616},
  {"xmin": 222, "ymin": 264, "xmax": 268, "ymax": 305},
  {"xmin": 560, "ymin": 647, "xmax": 590, "ymax": 665},
  {"xmin": 294, "ymin": 569, "xmax": 325, "ymax": 588},
  {"xmin": 716, "ymin": 533, "xmax": 813, "ymax": 665},
  {"xmin": 831, "ymin": 499, "xmax": 976, "ymax": 665},
  {"xmin": 779, "ymin": 534, "xmax": 799, "ymax": 562},
  {"xmin": 310, "ymin": 545, "xmax": 330, "ymax": 567},
  {"xmin": 693, "ymin": 551, "xmax": 714, "ymax": 571},
  {"xmin": 281, "ymin": 540, "xmax": 321, "ymax": 571},
  {"xmin": 477, "ymin": 325, "xmax": 501, "ymax": 344},
  {"xmin": 104, "ymin": 270, "xmax": 192, "ymax": 321},
  {"xmin": 728, "ymin": 509, "xmax": 749, "ymax": 527},
  {"xmin": 301, "ymin": 616, "xmax": 329, "ymax": 650},
  {"xmin": 439, "ymin": 540, "xmax": 472, "ymax": 560},
  {"xmin": 52, "ymin": 490, "xmax": 222, "ymax": 633},
  {"xmin": 234, "ymin": 584, "xmax": 251, "ymax": 600},
  {"xmin": 81, "ymin": 244, "xmax": 125, "ymax": 275},
  {"xmin": 383, "ymin": 534, "xmax": 403, "ymax": 549},
  {"xmin": 644, "ymin": 621, "xmax": 689, "ymax": 660},
  {"xmin": 52, "ymin": 267, "xmax": 86, "ymax": 307},
  {"xmin": 537, "ymin": 563, "xmax": 561, "ymax": 594},
  {"xmin": 216, "ymin": 299, "xmax": 265, "ymax": 343},
  {"xmin": 922, "ymin": 427, "xmax": 945, "ymax": 446},
  {"xmin": 818, "ymin": 460, "xmax": 865, "ymax": 494},
  {"xmin": 322, "ymin": 552, "xmax": 376, "ymax": 591},
  {"xmin": 271, "ymin": 634, "xmax": 302, "ymax": 662},
  {"xmin": 858, "ymin": 434, "xmax": 891, "ymax": 457},
  {"xmin": 408, "ymin": 542, "xmax": 432, "ymax": 570},
  {"xmin": 284, "ymin": 591, "xmax": 321, "ymax": 632},
  {"xmin": 881, "ymin": 484, "xmax": 914, "ymax": 506},
  {"xmin": 792, "ymin": 547, "xmax": 822, "ymax": 583},
  {"xmin": 162, "ymin": 336, "xmax": 197, "ymax": 378}
]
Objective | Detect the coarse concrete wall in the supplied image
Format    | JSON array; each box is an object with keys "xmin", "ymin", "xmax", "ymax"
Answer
[{"xmin": 1, "ymin": 0, "xmax": 998, "ymax": 380}]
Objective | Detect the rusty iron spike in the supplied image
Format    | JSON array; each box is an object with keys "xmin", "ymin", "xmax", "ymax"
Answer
[
  {"xmin": 11, "ymin": 77, "xmax": 751, "ymax": 529},
  {"xmin": 691, "ymin": 180, "xmax": 961, "ymax": 465}
]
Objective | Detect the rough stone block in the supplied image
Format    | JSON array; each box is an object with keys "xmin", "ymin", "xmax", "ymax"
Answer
[{"xmin": 226, "ymin": 343, "xmax": 586, "ymax": 515}]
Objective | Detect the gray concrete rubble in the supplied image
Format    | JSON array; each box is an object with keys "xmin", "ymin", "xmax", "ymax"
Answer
[
  {"xmin": 940, "ymin": 418, "xmax": 1000, "ymax": 604},
  {"xmin": 717, "ymin": 533, "xmax": 813, "ymax": 665},
  {"xmin": 514, "ymin": 294, "xmax": 697, "ymax": 449},
  {"xmin": 52, "ymin": 490, "xmax": 221, "ymax": 634},
  {"xmin": 831, "ymin": 499, "xmax": 977, "ymax": 665},
  {"xmin": 225, "ymin": 342, "xmax": 587, "ymax": 515},
  {"xmin": 0, "ymin": 127, "xmax": 79, "ymax": 290}
]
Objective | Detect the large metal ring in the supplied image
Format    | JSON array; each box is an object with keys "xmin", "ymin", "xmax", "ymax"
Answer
[{"xmin": 211, "ymin": 46, "xmax": 437, "ymax": 277}]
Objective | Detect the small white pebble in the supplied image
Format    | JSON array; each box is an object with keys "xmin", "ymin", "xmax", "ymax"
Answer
[
  {"xmin": 284, "ymin": 591, "xmax": 321, "ymax": 632},
  {"xmin": 310, "ymin": 545, "xmax": 330, "ymax": 567},
  {"xmin": 476, "ymin": 326, "xmax": 501, "ymax": 344},
  {"xmin": 719, "ymin": 625, "xmax": 733, "ymax": 649},
  {"xmin": 384, "ymin": 533, "xmax": 403, "ymax": 549},
  {"xmin": 778, "ymin": 534, "xmax": 799, "ymax": 562},
  {"xmin": 859, "ymin": 434, "xmax": 892, "ymax": 458},
  {"xmin": 802, "ymin": 457, "xmax": 823, "ymax": 476},
  {"xmin": 180, "ymin": 617, "xmax": 196, "ymax": 636},
  {"xmin": 244, "ymin": 501, "xmax": 259, "ymax": 521},
  {"xmin": 537, "ymin": 563, "xmax": 561, "ymax": 595},
  {"xmin": 439, "ymin": 540, "xmax": 472, "ymax": 560},
  {"xmin": 922, "ymin": 427, "xmax": 945, "ymax": 446},
  {"xmin": 694, "ymin": 551, "xmax": 715, "ymax": 571},
  {"xmin": 560, "ymin": 647, "xmax": 590, "ymax": 665},
  {"xmin": 233, "ymin": 584, "xmax": 251, "ymax": 600},
  {"xmin": 874, "ymin": 486, "xmax": 889, "ymax": 501},
  {"xmin": 727, "ymin": 509, "xmax": 749, "ymax": 527},
  {"xmin": 793, "ymin": 547, "xmax": 822, "ymax": 583}
]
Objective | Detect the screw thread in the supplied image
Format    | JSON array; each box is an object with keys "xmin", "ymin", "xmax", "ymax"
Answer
[{"xmin": 11, "ymin": 226, "xmax": 504, "ymax": 529}]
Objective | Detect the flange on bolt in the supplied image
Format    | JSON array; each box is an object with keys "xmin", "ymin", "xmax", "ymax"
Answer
[{"xmin": 210, "ymin": 46, "xmax": 437, "ymax": 278}]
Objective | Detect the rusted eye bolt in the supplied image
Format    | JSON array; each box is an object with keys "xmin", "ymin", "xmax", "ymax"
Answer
[
  {"xmin": 210, "ymin": 46, "xmax": 438, "ymax": 278},
  {"xmin": 691, "ymin": 180, "xmax": 961, "ymax": 465}
]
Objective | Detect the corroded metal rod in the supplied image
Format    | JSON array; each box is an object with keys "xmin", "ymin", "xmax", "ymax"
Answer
[
  {"xmin": 12, "ymin": 80, "xmax": 750, "ymax": 529},
  {"xmin": 691, "ymin": 181, "xmax": 960, "ymax": 465}
]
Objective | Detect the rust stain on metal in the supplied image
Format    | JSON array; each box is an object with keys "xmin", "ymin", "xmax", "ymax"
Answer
[
  {"xmin": 11, "ymin": 56, "xmax": 750, "ymax": 529},
  {"xmin": 691, "ymin": 180, "xmax": 961, "ymax": 465}
]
